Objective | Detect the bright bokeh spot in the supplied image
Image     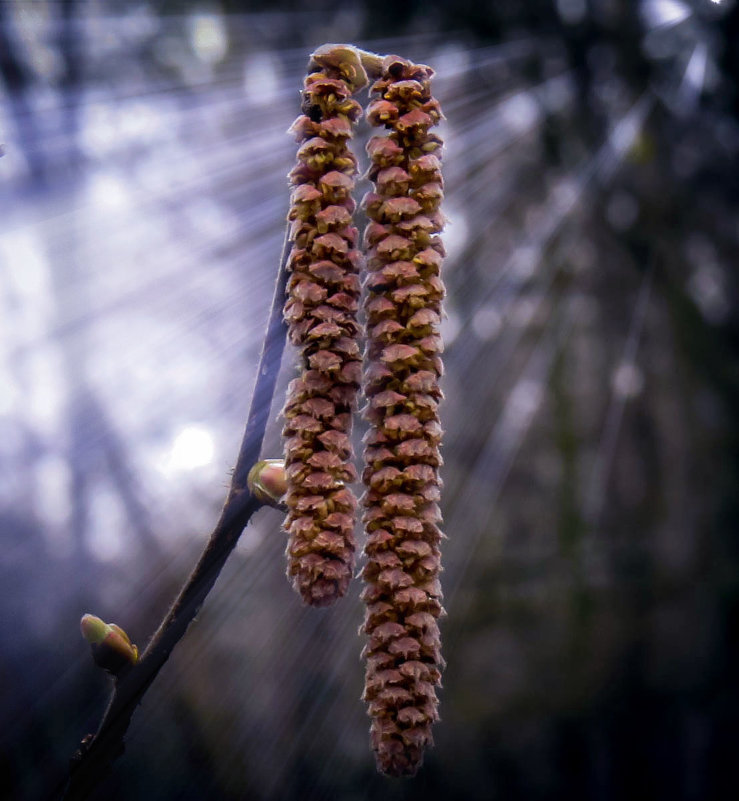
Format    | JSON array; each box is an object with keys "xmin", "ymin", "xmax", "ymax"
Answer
[
  {"xmin": 189, "ymin": 11, "xmax": 228, "ymax": 64},
  {"xmin": 611, "ymin": 362, "xmax": 645, "ymax": 399},
  {"xmin": 164, "ymin": 425, "xmax": 215, "ymax": 472},
  {"xmin": 499, "ymin": 90, "xmax": 541, "ymax": 135},
  {"xmin": 87, "ymin": 170, "xmax": 131, "ymax": 212}
]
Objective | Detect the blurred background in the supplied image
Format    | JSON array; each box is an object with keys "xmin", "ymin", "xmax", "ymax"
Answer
[{"xmin": 1, "ymin": 1, "xmax": 738, "ymax": 799}]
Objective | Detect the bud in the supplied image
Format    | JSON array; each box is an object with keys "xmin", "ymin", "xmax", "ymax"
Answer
[
  {"xmin": 247, "ymin": 459, "xmax": 288, "ymax": 508},
  {"xmin": 80, "ymin": 614, "xmax": 138, "ymax": 675}
]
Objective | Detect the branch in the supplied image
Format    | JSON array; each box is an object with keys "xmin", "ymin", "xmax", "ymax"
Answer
[{"xmin": 61, "ymin": 231, "xmax": 291, "ymax": 801}]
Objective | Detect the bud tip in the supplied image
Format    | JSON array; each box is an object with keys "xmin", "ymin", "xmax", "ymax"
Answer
[{"xmin": 80, "ymin": 614, "xmax": 108, "ymax": 645}]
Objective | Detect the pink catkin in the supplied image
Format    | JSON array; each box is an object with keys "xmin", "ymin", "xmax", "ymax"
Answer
[
  {"xmin": 360, "ymin": 54, "xmax": 447, "ymax": 777},
  {"xmin": 282, "ymin": 47, "xmax": 367, "ymax": 607}
]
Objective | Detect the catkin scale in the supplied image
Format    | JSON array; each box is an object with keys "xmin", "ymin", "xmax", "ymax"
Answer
[
  {"xmin": 360, "ymin": 55, "xmax": 447, "ymax": 777},
  {"xmin": 281, "ymin": 47, "xmax": 368, "ymax": 607}
]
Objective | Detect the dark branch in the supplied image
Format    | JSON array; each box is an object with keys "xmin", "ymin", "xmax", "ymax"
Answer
[{"xmin": 61, "ymin": 232, "xmax": 291, "ymax": 801}]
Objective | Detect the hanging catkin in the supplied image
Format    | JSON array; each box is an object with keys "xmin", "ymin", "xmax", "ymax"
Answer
[
  {"xmin": 282, "ymin": 46, "xmax": 367, "ymax": 607},
  {"xmin": 359, "ymin": 54, "xmax": 446, "ymax": 777}
]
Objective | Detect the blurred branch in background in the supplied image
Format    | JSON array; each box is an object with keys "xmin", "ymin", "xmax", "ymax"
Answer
[{"xmin": 1, "ymin": 1, "xmax": 738, "ymax": 800}]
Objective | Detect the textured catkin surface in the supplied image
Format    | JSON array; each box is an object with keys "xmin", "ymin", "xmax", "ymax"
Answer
[
  {"xmin": 359, "ymin": 55, "xmax": 446, "ymax": 777},
  {"xmin": 281, "ymin": 48, "xmax": 367, "ymax": 607}
]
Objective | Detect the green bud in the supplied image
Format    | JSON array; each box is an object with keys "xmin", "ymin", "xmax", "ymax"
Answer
[
  {"xmin": 247, "ymin": 459, "xmax": 287, "ymax": 508},
  {"xmin": 80, "ymin": 614, "xmax": 138, "ymax": 675}
]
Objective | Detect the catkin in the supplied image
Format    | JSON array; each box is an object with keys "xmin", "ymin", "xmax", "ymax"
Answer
[
  {"xmin": 359, "ymin": 54, "xmax": 446, "ymax": 777},
  {"xmin": 282, "ymin": 46, "xmax": 367, "ymax": 607}
]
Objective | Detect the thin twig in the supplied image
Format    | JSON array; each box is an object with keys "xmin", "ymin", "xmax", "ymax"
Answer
[{"xmin": 61, "ymin": 231, "xmax": 291, "ymax": 801}]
